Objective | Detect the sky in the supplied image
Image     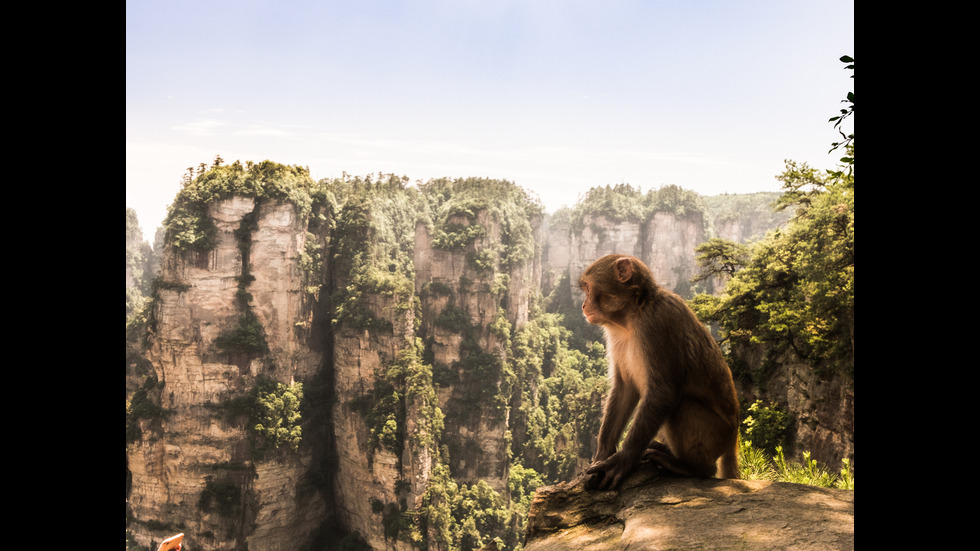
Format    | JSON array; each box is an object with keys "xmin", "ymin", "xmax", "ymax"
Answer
[{"xmin": 126, "ymin": 0, "xmax": 854, "ymax": 241}]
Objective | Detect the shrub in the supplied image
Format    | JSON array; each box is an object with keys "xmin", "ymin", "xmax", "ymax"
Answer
[
  {"xmin": 741, "ymin": 400, "xmax": 792, "ymax": 456},
  {"xmin": 214, "ymin": 311, "xmax": 269, "ymax": 356},
  {"xmin": 251, "ymin": 377, "xmax": 304, "ymax": 455},
  {"xmin": 126, "ymin": 376, "xmax": 167, "ymax": 443}
]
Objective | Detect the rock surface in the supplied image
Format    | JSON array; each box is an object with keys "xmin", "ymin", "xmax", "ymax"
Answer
[{"xmin": 525, "ymin": 466, "xmax": 854, "ymax": 551}]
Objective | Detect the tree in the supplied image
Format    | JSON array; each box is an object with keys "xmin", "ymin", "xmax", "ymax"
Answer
[
  {"xmin": 691, "ymin": 55, "xmax": 854, "ymax": 375},
  {"xmin": 828, "ymin": 55, "xmax": 854, "ymax": 180},
  {"xmin": 693, "ymin": 238, "xmax": 750, "ymax": 283},
  {"xmin": 251, "ymin": 377, "xmax": 304, "ymax": 454}
]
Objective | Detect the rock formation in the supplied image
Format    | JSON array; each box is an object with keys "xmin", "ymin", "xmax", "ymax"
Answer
[
  {"xmin": 127, "ymin": 197, "xmax": 327, "ymax": 550},
  {"xmin": 525, "ymin": 466, "xmax": 854, "ymax": 551}
]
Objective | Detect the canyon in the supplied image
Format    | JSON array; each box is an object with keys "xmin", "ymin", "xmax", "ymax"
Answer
[{"xmin": 126, "ymin": 171, "xmax": 849, "ymax": 550}]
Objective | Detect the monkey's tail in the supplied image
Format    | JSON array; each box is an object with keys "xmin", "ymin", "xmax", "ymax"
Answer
[{"xmin": 720, "ymin": 435, "xmax": 741, "ymax": 479}]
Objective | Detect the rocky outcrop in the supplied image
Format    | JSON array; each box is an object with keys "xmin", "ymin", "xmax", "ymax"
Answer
[
  {"xmin": 525, "ymin": 467, "xmax": 854, "ymax": 551},
  {"xmin": 640, "ymin": 211, "xmax": 706, "ymax": 295},
  {"xmin": 546, "ymin": 210, "xmax": 710, "ymax": 305},
  {"xmin": 735, "ymin": 347, "xmax": 855, "ymax": 471},
  {"xmin": 127, "ymin": 197, "xmax": 327, "ymax": 551},
  {"xmin": 414, "ymin": 207, "xmax": 539, "ymax": 494}
]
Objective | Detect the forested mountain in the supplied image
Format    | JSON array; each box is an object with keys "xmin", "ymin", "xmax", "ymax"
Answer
[{"xmin": 125, "ymin": 159, "xmax": 851, "ymax": 550}]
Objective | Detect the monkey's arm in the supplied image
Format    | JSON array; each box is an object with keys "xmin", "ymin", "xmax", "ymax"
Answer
[
  {"xmin": 594, "ymin": 379, "xmax": 638, "ymax": 462},
  {"xmin": 587, "ymin": 382, "xmax": 676, "ymax": 490}
]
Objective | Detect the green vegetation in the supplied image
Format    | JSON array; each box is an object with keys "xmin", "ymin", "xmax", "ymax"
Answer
[
  {"xmin": 215, "ymin": 311, "xmax": 269, "ymax": 356},
  {"xmin": 566, "ymin": 183, "xmax": 708, "ymax": 235},
  {"xmin": 414, "ymin": 464, "xmax": 520, "ymax": 551},
  {"xmin": 698, "ymin": 55, "xmax": 854, "ymax": 490},
  {"xmin": 126, "ymin": 375, "xmax": 167, "ymax": 444},
  {"xmin": 126, "ymin": 208, "xmax": 162, "ymax": 352},
  {"xmin": 692, "ymin": 58, "xmax": 854, "ymax": 378},
  {"xmin": 740, "ymin": 400, "xmax": 793, "ymax": 456},
  {"xmin": 360, "ymin": 340, "xmax": 444, "ymax": 457},
  {"xmin": 251, "ymin": 377, "xmax": 304, "ymax": 455},
  {"xmin": 702, "ymin": 192, "xmax": 792, "ymax": 241},
  {"xmin": 692, "ymin": 158, "xmax": 853, "ymax": 378},
  {"xmin": 327, "ymin": 173, "xmax": 421, "ymax": 332},
  {"xmin": 692, "ymin": 238, "xmax": 750, "ymax": 284},
  {"xmin": 422, "ymin": 177, "xmax": 541, "ymax": 270},
  {"xmin": 206, "ymin": 375, "xmax": 305, "ymax": 459},
  {"xmin": 508, "ymin": 306, "xmax": 607, "ymax": 482},
  {"xmin": 739, "ymin": 440, "xmax": 853, "ymax": 490},
  {"xmin": 126, "ymin": 208, "xmax": 155, "ymax": 319},
  {"xmin": 736, "ymin": 402, "xmax": 852, "ymax": 489},
  {"xmin": 164, "ymin": 159, "xmax": 318, "ymax": 255}
]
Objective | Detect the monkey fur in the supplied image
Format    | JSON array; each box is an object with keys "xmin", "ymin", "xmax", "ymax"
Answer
[{"xmin": 580, "ymin": 254, "xmax": 740, "ymax": 490}]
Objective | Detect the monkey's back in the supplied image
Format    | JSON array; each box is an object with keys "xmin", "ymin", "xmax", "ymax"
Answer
[{"xmin": 641, "ymin": 287, "xmax": 739, "ymax": 422}]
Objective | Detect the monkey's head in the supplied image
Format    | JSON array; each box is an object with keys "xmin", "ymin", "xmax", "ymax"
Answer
[{"xmin": 579, "ymin": 255, "xmax": 655, "ymax": 326}]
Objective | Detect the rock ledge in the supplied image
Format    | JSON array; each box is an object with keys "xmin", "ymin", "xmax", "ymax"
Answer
[{"xmin": 525, "ymin": 466, "xmax": 854, "ymax": 550}]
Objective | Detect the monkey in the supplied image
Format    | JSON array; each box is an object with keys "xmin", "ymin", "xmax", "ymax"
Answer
[{"xmin": 579, "ymin": 254, "xmax": 740, "ymax": 490}]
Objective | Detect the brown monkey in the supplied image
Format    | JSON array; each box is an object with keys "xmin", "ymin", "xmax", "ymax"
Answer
[{"xmin": 580, "ymin": 254, "xmax": 739, "ymax": 490}]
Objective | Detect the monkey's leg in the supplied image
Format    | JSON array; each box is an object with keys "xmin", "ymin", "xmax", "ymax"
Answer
[
  {"xmin": 644, "ymin": 440, "xmax": 672, "ymax": 456},
  {"xmin": 642, "ymin": 447, "xmax": 702, "ymax": 478},
  {"xmin": 659, "ymin": 399, "xmax": 736, "ymax": 478}
]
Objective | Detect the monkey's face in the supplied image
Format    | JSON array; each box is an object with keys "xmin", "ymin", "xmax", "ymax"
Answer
[
  {"xmin": 581, "ymin": 280, "xmax": 627, "ymax": 326},
  {"xmin": 581, "ymin": 281, "xmax": 602, "ymax": 324}
]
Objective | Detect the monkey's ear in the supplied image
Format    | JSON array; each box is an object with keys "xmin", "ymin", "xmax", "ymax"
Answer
[{"xmin": 614, "ymin": 257, "xmax": 633, "ymax": 283}]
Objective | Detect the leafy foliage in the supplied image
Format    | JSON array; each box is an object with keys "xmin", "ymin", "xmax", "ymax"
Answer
[
  {"xmin": 126, "ymin": 208, "xmax": 157, "ymax": 316},
  {"xmin": 251, "ymin": 377, "xmax": 304, "ymax": 455},
  {"xmin": 212, "ymin": 375, "xmax": 306, "ymax": 458},
  {"xmin": 416, "ymin": 464, "xmax": 520, "ymax": 551},
  {"xmin": 364, "ymin": 339, "xmax": 444, "ymax": 455},
  {"xmin": 692, "ymin": 238, "xmax": 750, "ymax": 283},
  {"xmin": 214, "ymin": 311, "xmax": 269, "ymax": 356},
  {"xmin": 327, "ymin": 173, "xmax": 421, "ymax": 332},
  {"xmin": 164, "ymin": 160, "xmax": 317, "ymax": 255},
  {"xmin": 507, "ymin": 306, "xmax": 607, "ymax": 482},
  {"xmin": 422, "ymin": 177, "xmax": 541, "ymax": 270},
  {"xmin": 567, "ymin": 183, "xmax": 708, "ymax": 235},
  {"xmin": 125, "ymin": 375, "xmax": 167, "ymax": 444},
  {"xmin": 694, "ymin": 157, "xmax": 853, "ymax": 375},
  {"xmin": 701, "ymin": 192, "xmax": 792, "ymax": 242},
  {"xmin": 828, "ymin": 55, "xmax": 854, "ymax": 177},
  {"xmin": 739, "ymin": 439, "xmax": 853, "ymax": 489},
  {"xmin": 740, "ymin": 400, "xmax": 792, "ymax": 456}
]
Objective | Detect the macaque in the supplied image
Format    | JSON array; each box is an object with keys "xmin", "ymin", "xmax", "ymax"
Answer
[{"xmin": 580, "ymin": 254, "xmax": 740, "ymax": 490}]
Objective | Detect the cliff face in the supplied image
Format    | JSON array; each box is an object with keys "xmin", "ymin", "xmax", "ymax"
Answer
[
  {"xmin": 735, "ymin": 347, "xmax": 855, "ymax": 471},
  {"xmin": 127, "ymin": 174, "xmax": 546, "ymax": 550},
  {"xmin": 415, "ymin": 212, "xmax": 512, "ymax": 493},
  {"xmin": 544, "ymin": 210, "xmax": 710, "ymax": 306},
  {"xmin": 128, "ymin": 197, "xmax": 327, "ymax": 550}
]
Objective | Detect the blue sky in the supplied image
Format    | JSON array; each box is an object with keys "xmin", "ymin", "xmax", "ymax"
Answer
[{"xmin": 126, "ymin": 0, "xmax": 854, "ymax": 239}]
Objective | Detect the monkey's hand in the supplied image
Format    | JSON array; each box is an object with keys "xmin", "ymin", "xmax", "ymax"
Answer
[
  {"xmin": 592, "ymin": 446, "xmax": 615, "ymax": 463},
  {"xmin": 585, "ymin": 451, "xmax": 637, "ymax": 490}
]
